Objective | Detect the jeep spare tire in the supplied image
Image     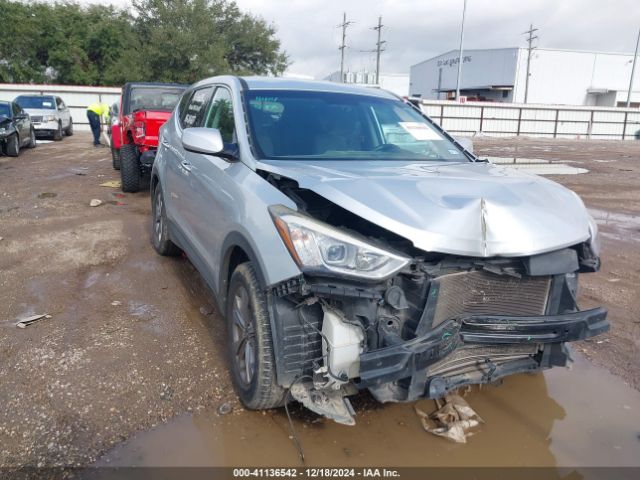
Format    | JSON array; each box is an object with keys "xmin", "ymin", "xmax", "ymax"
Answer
[{"xmin": 120, "ymin": 144, "xmax": 141, "ymax": 192}]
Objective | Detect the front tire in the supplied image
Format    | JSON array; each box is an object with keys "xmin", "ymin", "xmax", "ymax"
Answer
[
  {"xmin": 151, "ymin": 186, "xmax": 180, "ymax": 256},
  {"xmin": 27, "ymin": 128, "xmax": 36, "ymax": 148},
  {"xmin": 227, "ymin": 262, "xmax": 285, "ymax": 410},
  {"xmin": 65, "ymin": 118, "xmax": 73, "ymax": 136},
  {"xmin": 6, "ymin": 134, "xmax": 20, "ymax": 157},
  {"xmin": 52, "ymin": 122, "xmax": 63, "ymax": 141},
  {"xmin": 111, "ymin": 147, "xmax": 121, "ymax": 170},
  {"xmin": 120, "ymin": 144, "xmax": 140, "ymax": 192}
]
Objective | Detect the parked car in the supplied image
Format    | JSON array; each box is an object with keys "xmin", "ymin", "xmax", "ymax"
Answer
[
  {"xmin": 151, "ymin": 76, "xmax": 608, "ymax": 425},
  {"xmin": 114, "ymin": 82, "xmax": 188, "ymax": 192},
  {"xmin": 14, "ymin": 94, "xmax": 73, "ymax": 140},
  {"xmin": 0, "ymin": 100, "xmax": 36, "ymax": 156}
]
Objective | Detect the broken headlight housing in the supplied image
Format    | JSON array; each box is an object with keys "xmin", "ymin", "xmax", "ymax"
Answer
[
  {"xmin": 587, "ymin": 214, "xmax": 601, "ymax": 257},
  {"xmin": 269, "ymin": 205, "xmax": 410, "ymax": 281}
]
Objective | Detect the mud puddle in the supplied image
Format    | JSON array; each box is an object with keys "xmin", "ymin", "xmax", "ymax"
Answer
[
  {"xmin": 589, "ymin": 208, "xmax": 640, "ymax": 243},
  {"xmin": 97, "ymin": 354, "xmax": 640, "ymax": 467}
]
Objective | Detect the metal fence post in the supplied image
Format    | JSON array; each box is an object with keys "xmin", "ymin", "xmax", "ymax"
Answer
[
  {"xmin": 553, "ymin": 109, "xmax": 559, "ymax": 138},
  {"xmin": 516, "ymin": 107, "xmax": 522, "ymax": 136},
  {"xmin": 479, "ymin": 106, "xmax": 484, "ymax": 134},
  {"xmin": 622, "ymin": 111, "xmax": 628, "ymax": 140},
  {"xmin": 587, "ymin": 110, "xmax": 594, "ymax": 139}
]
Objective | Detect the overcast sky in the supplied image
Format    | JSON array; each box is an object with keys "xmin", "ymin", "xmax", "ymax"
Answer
[{"xmin": 82, "ymin": 0, "xmax": 640, "ymax": 78}]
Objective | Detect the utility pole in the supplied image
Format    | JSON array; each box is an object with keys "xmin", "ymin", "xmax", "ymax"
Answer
[
  {"xmin": 626, "ymin": 28, "xmax": 640, "ymax": 108},
  {"xmin": 523, "ymin": 24, "xmax": 538, "ymax": 104},
  {"xmin": 454, "ymin": 0, "xmax": 467, "ymax": 101},
  {"xmin": 373, "ymin": 16, "xmax": 386, "ymax": 85},
  {"xmin": 338, "ymin": 13, "xmax": 354, "ymax": 83}
]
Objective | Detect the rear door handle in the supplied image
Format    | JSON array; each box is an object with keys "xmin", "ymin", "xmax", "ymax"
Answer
[
  {"xmin": 161, "ymin": 140, "xmax": 170, "ymax": 147},
  {"xmin": 180, "ymin": 160, "xmax": 193, "ymax": 172}
]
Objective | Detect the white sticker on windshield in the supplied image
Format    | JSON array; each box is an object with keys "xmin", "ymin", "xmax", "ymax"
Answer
[
  {"xmin": 42, "ymin": 102, "xmax": 53, "ymax": 107},
  {"xmin": 398, "ymin": 122, "xmax": 441, "ymax": 141},
  {"xmin": 448, "ymin": 149, "xmax": 461, "ymax": 155}
]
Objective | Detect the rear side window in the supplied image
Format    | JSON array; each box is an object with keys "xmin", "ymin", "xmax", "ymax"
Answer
[
  {"xmin": 204, "ymin": 87, "xmax": 235, "ymax": 143},
  {"xmin": 179, "ymin": 87, "xmax": 214, "ymax": 129}
]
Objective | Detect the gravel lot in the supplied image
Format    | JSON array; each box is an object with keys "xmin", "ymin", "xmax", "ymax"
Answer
[{"xmin": 0, "ymin": 134, "xmax": 638, "ymax": 468}]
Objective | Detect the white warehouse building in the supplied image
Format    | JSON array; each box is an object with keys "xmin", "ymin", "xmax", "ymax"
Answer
[{"xmin": 409, "ymin": 47, "xmax": 640, "ymax": 107}]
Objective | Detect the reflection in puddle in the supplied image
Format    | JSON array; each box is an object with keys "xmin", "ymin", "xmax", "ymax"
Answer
[
  {"xmin": 589, "ymin": 208, "xmax": 640, "ymax": 243},
  {"xmin": 96, "ymin": 354, "xmax": 640, "ymax": 468},
  {"xmin": 487, "ymin": 157, "xmax": 588, "ymax": 175}
]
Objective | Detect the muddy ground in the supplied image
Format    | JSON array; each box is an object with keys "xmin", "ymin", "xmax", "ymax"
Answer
[{"xmin": 0, "ymin": 134, "xmax": 639, "ymax": 469}]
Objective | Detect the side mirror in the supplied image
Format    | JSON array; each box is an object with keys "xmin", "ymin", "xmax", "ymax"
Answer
[
  {"xmin": 456, "ymin": 136, "xmax": 474, "ymax": 153},
  {"xmin": 182, "ymin": 127, "xmax": 224, "ymax": 155}
]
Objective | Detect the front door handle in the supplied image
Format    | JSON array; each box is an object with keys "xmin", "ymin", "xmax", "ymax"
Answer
[{"xmin": 180, "ymin": 160, "xmax": 193, "ymax": 172}]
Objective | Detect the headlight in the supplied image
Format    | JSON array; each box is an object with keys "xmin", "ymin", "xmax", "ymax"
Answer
[
  {"xmin": 44, "ymin": 115, "xmax": 57, "ymax": 122},
  {"xmin": 0, "ymin": 127, "xmax": 6, "ymax": 135},
  {"xmin": 587, "ymin": 214, "xmax": 601, "ymax": 257},
  {"xmin": 269, "ymin": 205, "xmax": 410, "ymax": 281}
]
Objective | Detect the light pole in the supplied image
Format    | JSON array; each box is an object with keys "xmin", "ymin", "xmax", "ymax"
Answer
[
  {"xmin": 454, "ymin": 0, "xmax": 467, "ymax": 100},
  {"xmin": 626, "ymin": 28, "xmax": 640, "ymax": 108}
]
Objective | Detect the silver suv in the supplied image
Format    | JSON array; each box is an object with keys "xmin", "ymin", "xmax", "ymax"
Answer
[
  {"xmin": 151, "ymin": 76, "xmax": 608, "ymax": 424},
  {"xmin": 14, "ymin": 95, "xmax": 73, "ymax": 141}
]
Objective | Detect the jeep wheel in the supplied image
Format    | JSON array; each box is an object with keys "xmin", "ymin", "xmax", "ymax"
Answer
[
  {"xmin": 52, "ymin": 122, "xmax": 63, "ymax": 141},
  {"xmin": 120, "ymin": 144, "xmax": 141, "ymax": 192},
  {"xmin": 6, "ymin": 133, "xmax": 20, "ymax": 157},
  {"xmin": 152, "ymin": 186, "xmax": 180, "ymax": 256},
  {"xmin": 227, "ymin": 262, "xmax": 285, "ymax": 410},
  {"xmin": 27, "ymin": 128, "xmax": 36, "ymax": 148},
  {"xmin": 65, "ymin": 119, "xmax": 74, "ymax": 136},
  {"xmin": 111, "ymin": 147, "xmax": 121, "ymax": 170}
]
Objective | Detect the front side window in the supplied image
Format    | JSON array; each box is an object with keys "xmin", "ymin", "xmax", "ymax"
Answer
[
  {"xmin": 15, "ymin": 96, "xmax": 55, "ymax": 110},
  {"xmin": 204, "ymin": 88, "xmax": 235, "ymax": 143},
  {"xmin": 245, "ymin": 90, "xmax": 466, "ymax": 161},
  {"xmin": 180, "ymin": 87, "xmax": 214, "ymax": 129}
]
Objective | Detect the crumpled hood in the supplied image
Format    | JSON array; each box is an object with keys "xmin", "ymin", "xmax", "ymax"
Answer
[{"xmin": 257, "ymin": 159, "xmax": 592, "ymax": 257}]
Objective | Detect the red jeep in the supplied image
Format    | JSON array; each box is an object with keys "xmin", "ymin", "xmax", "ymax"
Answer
[{"xmin": 112, "ymin": 82, "xmax": 188, "ymax": 192}]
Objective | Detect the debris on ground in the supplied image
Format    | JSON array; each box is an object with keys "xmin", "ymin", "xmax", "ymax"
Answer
[
  {"xmin": 37, "ymin": 192, "xmax": 57, "ymax": 199},
  {"xmin": 89, "ymin": 199, "xmax": 103, "ymax": 207},
  {"xmin": 100, "ymin": 180, "xmax": 121, "ymax": 188},
  {"xmin": 217, "ymin": 402, "xmax": 233, "ymax": 415},
  {"xmin": 0, "ymin": 236, "xmax": 3, "ymax": 241},
  {"xmin": 415, "ymin": 394, "xmax": 484, "ymax": 443},
  {"xmin": 111, "ymin": 301, "xmax": 122, "ymax": 306},
  {"xmin": 15, "ymin": 314, "xmax": 52, "ymax": 329}
]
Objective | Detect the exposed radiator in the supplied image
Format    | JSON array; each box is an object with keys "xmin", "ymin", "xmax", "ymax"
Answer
[{"xmin": 431, "ymin": 270, "xmax": 551, "ymax": 326}]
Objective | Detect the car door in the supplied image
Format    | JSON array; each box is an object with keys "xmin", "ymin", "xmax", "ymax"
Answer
[
  {"xmin": 12, "ymin": 103, "xmax": 28, "ymax": 143},
  {"xmin": 183, "ymin": 86, "xmax": 240, "ymax": 289},
  {"xmin": 56, "ymin": 97, "xmax": 70, "ymax": 129},
  {"xmin": 163, "ymin": 86, "xmax": 215, "ymax": 259}
]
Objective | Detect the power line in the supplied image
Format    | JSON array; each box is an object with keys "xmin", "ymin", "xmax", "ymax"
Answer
[
  {"xmin": 523, "ymin": 24, "xmax": 538, "ymax": 104},
  {"xmin": 337, "ymin": 13, "xmax": 354, "ymax": 83}
]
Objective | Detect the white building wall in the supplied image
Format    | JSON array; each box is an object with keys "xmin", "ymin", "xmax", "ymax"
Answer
[
  {"xmin": 409, "ymin": 48, "xmax": 519, "ymax": 99},
  {"xmin": 0, "ymin": 83, "xmax": 121, "ymax": 131}
]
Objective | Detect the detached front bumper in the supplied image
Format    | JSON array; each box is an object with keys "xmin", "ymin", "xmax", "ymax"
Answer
[{"xmin": 358, "ymin": 307, "xmax": 609, "ymax": 400}]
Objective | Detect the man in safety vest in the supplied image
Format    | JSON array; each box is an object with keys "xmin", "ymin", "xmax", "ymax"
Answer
[{"xmin": 86, "ymin": 102, "xmax": 110, "ymax": 147}]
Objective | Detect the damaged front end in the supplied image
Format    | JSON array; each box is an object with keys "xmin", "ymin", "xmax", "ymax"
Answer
[{"xmin": 265, "ymin": 182, "xmax": 608, "ymax": 425}]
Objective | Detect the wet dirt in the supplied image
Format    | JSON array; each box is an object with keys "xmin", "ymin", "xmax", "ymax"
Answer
[
  {"xmin": 1, "ymin": 134, "xmax": 639, "ymax": 469},
  {"xmin": 97, "ymin": 353, "xmax": 640, "ymax": 467}
]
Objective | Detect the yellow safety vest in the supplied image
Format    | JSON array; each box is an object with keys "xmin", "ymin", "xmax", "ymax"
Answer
[{"xmin": 87, "ymin": 102, "xmax": 110, "ymax": 119}]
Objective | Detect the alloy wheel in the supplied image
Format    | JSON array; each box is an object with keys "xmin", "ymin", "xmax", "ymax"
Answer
[{"xmin": 231, "ymin": 285, "xmax": 256, "ymax": 386}]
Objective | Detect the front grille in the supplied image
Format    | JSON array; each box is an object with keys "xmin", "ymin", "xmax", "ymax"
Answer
[
  {"xmin": 30, "ymin": 116, "xmax": 42, "ymax": 123},
  {"xmin": 431, "ymin": 270, "xmax": 551, "ymax": 326}
]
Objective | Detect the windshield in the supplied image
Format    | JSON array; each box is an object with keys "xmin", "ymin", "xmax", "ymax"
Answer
[
  {"xmin": 0, "ymin": 103, "xmax": 10, "ymax": 118},
  {"xmin": 127, "ymin": 87, "xmax": 184, "ymax": 113},
  {"xmin": 245, "ymin": 90, "xmax": 466, "ymax": 161},
  {"xmin": 15, "ymin": 96, "xmax": 55, "ymax": 110}
]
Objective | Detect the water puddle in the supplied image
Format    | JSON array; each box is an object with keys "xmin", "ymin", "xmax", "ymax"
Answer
[
  {"xmin": 487, "ymin": 157, "xmax": 588, "ymax": 175},
  {"xmin": 96, "ymin": 353, "xmax": 640, "ymax": 467},
  {"xmin": 589, "ymin": 208, "xmax": 640, "ymax": 243}
]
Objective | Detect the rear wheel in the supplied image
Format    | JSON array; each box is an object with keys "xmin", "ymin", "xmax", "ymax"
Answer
[
  {"xmin": 227, "ymin": 262, "xmax": 286, "ymax": 410},
  {"xmin": 52, "ymin": 122, "xmax": 63, "ymax": 141},
  {"xmin": 111, "ymin": 147, "xmax": 120, "ymax": 170},
  {"xmin": 151, "ymin": 186, "xmax": 180, "ymax": 256},
  {"xmin": 27, "ymin": 128, "xmax": 36, "ymax": 148},
  {"xmin": 65, "ymin": 118, "xmax": 73, "ymax": 136},
  {"xmin": 120, "ymin": 144, "xmax": 140, "ymax": 192},
  {"xmin": 6, "ymin": 134, "xmax": 20, "ymax": 157}
]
